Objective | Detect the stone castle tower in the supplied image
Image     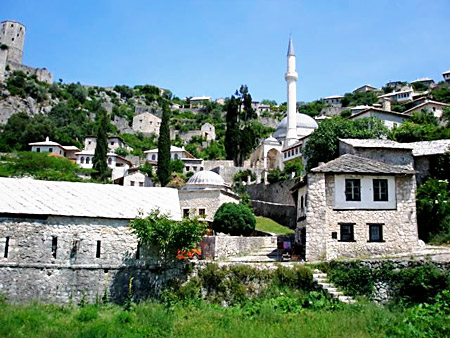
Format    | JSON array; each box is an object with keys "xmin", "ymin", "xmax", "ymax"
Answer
[
  {"xmin": 0, "ymin": 20, "xmax": 26, "ymax": 64},
  {"xmin": 0, "ymin": 19, "xmax": 52, "ymax": 84},
  {"xmin": 284, "ymin": 36, "xmax": 298, "ymax": 147}
]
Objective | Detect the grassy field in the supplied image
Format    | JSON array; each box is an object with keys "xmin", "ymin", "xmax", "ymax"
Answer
[
  {"xmin": 255, "ymin": 216, "xmax": 294, "ymax": 235},
  {"xmin": 0, "ymin": 300, "xmax": 418, "ymax": 338}
]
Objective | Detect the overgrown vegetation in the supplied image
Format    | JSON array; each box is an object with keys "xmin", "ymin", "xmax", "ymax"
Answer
[
  {"xmin": 130, "ymin": 210, "xmax": 207, "ymax": 264},
  {"xmin": 255, "ymin": 216, "xmax": 294, "ymax": 235},
  {"xmin": 0, "ymin": 152, "xmax": 89, "ymax": 182},
  {"xmin": 212, "ymin": 202, "xmax": 256, "ymax": 236}
]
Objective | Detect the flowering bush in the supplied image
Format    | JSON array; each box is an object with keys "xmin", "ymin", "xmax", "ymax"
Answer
[{"xmin": 176, "ymin": 248, "xmax": 202, "ymax": 260}]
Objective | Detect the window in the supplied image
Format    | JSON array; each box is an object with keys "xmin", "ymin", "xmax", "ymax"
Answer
[
  {"xmin": 108, "ymin": 157, "xmax": 112, "ymax": 165},
  {"xmin": 96, "ymin": 240, "xmax": 101, "ymax": 258},
  {"xmin": 339, "ymin": 223, "xmax": 355, "ymax": 242},
  {"xmin": 111, "ymin": 141, "xmax": 114, "ymax": 145},
  {"xmin": 174, "ymin": 154, "xmax": 179, "ymax": 160},
  {"xmin": 368, "ymin": 224, "xmax": 384, "ymax": 242},
  {"xmin": 183, "ymin": 209, "xmax": 190, "ymax": 218},
  {"xmin": 373, "ymin": 179, "xmax": 388, "ymax": 201},
  {"xmin": 51, "ymin": 236, "xmax": 58, "ymax": 258},
  {"xmin": 186, "ymin": 166, "xmax": 190, "ymax": 171},
  {"xmin": 193, "ymin": 166, "xmax": 197, "ymax": 171},
  {"xmin": 36, "ymin": 147, "xmax": 40, "ymax": 152},
  {"xmin": 136, "ymin": 242, "xmax": 141, "ymax": 260},
  {"xmin": 86, "ymin": 157, "xmax": 90, "ymax": 164},
  {"xmin": 151, "ymin": 154, "xmax": 156, "ymax": 160},
  {"xmin": 199, "ymin": 208, "xmax": 206, "ymax": 217},
  {"xmin": 139, "ymin": 182, "xmax": 144, "ymax": 187},
  {"xmin": 4, "ymin": 236, "xmax": 10, "ymax": 258},
  {"xmin": 130, "ymin": 181, "xmax": 135, "ymax": 186},
  {"xmin": 80, "ymin": 157, "xmax": 85, "ymax": 164},
  {"xmin": 345, "ymin": 179, "xmax": 361, "ymax": 201},
  {"xmin": 49, "ymin": 148, "xmax": 53, "ymax": 152}
]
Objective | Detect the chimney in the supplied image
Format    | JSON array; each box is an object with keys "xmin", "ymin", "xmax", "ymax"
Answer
[
  {"xmin": 45, "ymin": 136, "xmax": 49, "ymax": 142},
  {"xmin": 382, "ymin": 98, "xmax": 391, "ymax": 111}
]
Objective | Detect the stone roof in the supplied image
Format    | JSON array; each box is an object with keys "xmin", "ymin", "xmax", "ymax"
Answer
[
  {"xmin": 339, "ymin": 138, "xmax": 414, "ymax": 150},
  {"xmin": 407, "ymin": 140, "xmax": 450, "ymax": 156},
  {"xmin": 0, "ymin": 177, "xmax": 181, "ymax": 220},
  {"xmin": 186, "ymin": 170, "xmax": 225, "ymax": 187},
  {"xmin": 349, "ymin": 107, "xmax": 410, "ymax": 119},
  {"xmin": 311, "ymin": 154, "xmax": 415, "ymax": 175}
]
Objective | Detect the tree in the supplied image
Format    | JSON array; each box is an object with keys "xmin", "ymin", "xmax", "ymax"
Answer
[
  {"xmin": 225, "ymin": 95, "xmax": 239, "ymax": 164},
  {"xmin": 92, "ymin": 107, "xmax": 110, "ymax": 181},
  {"xmin": 157, "ymin": 103, "xmax": 171, "ymax": 186},
  {"xmin": 212, "ymin": 203, "xmax": 256, "ymax": 236},
  {"xmin": 303, "ymin": 116, "xmax": 389, "ymax": 171}
]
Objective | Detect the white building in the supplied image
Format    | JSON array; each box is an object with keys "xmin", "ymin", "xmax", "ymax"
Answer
[
  {"xmin": 349, "ymin": 107, "xmax": 409, "ymax": 129},
  {"xmin": 178, "ymin": 170, "xmax": 239, "ymax": 222},
  {"xmin": 443, "ymin": 70, "xmax": 450, "ymax": 83},
  {"xmin": 144, "ymin": 146, "xmax": 204, "ymax": 172},
  {"xmin": 323, "ymin": 95, "xmax": 344, "ymax": 106},
  {"xmin": 403, "ymin": 99, "xmax": 450, "ymax": 120},
  {"xmin": 29, "ymin": 137, "xmax": 80, "ymax": 161},
  {"xmin": 123, "ymin": 168, "xmax": 153, "ymax": 188},
  {"xmin": 379, "ymin": 89, "xmax": 413, "ymax": 103},
  {"xmin": 75, "ymin": 150, "xmax": 131, "ymax": 171},
  {"xmin": 83, "ymin": 136, "xmax": 133, "ymax": 153},
  {"xmin": 132, "ymin": 112, "xmax": 161, "ymax": 135}
]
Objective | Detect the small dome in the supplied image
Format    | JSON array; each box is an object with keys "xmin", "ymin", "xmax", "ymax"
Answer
[
  {"xmin": 263, "ymin": 136, "xmax": 280, "ymax": 145},
  {"xmin": 187, "ymin": 170, "xmax": 225, "ymax": 186},
  {"xmin": 273, "ymin": 113, "xmax": 318, "ymax": 140}
]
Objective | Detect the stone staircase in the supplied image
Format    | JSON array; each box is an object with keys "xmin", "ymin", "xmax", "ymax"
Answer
[{"xmin": 313, "ymin": 269, "xmax": 355, "ymax": 304}]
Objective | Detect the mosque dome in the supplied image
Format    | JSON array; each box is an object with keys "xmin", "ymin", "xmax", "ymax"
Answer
[
  {"xmin": 263, "ymin": 136, "xmax": 281, "ymax": 145},
  {"xmin": 273, "ymin": 113, "xmax": 318, "ymax": 141},
  {"xmin": 186, "ymin": 170, "xmax": 225, "ymax": 187}
]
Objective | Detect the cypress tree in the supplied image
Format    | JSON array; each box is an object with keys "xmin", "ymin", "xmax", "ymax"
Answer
[
  {"xmin": 92, "ymin": 107, "xmax": 110, "ymax": 181},
  {"xmin": 157, "ymin": 103, "xmax": 171, "ymax": 186},
  {"xmin": 225, "ymin": 95, "xmax": 239, "ymax": 166}
]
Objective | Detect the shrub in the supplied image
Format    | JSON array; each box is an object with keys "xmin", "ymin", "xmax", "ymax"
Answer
[{"xmin": 212, "ymin": 203, "xmax": 256, "ymax": 236}]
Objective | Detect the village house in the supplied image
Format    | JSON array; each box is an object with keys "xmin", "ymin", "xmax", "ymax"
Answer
[
  {"xmin": 178, "ymin": 170, "xmax": 239, "ymax": 222},
  {"xmin": 132, "ymin": 112, "xmax": 161, "ymax": 135},
  {"xmin": 29, "ymin": 137, "xmax": 80, "ymax": 162},
  {"xmin": 323, "ymin": 95, "xmax": 344, "ymax": 106},
  {"xmin": 349, "ymin": 107, "xmax": 410, "ymax": 129},
  {"xmin": 295, "ymin": 154, "xmax": 418, "ymax": 261},
  {"xmin": 443, "ymin": 70, "xmax": 450, "ymax": 83},
  {"xmin": 170, "ymin": 122, "xmax": 216, "ymax": 143},
  {"xmin": 378, "ymin": 88, "xmax": 414, "ymax": 103},
  {"xmin": 122, "ymin": 167, "xmax": 153, "ymax": 187},
  {"xmin": 144, "ymin": 145, "xmax": 204, "ymax": 173},
  {"xmin": 353, "ymin": 84, "xmax": 378, "ymax": 93},
  {"xmin": 403, "ymin": 99, "xmax": 450, "ymax": 120},
  {"xmin": 83, "ymin": 135, "xmax": 133, "ymax": 153},
  {"xmin": 411, "ymin": 77, "xmax": 435, "ymax": 88},
  {"xmin": 0, "ymin": 177, "xmax": 181, "ymax": 303}
]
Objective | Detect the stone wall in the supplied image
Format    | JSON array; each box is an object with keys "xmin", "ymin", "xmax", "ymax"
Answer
[
  {"xmin": 8, "ymin": 61, "xmax": 53, "ymax": 84},
  {"xmin": 251, "ymin": 200, "xmax": 297, "ymax": 229},
  {"xmin": 0, "ymin": 48, "xmax": 7, "ymax": 83},
  {"xmin": 339, "ymin": 142, "xmax": 414, "ymax": 168},
  {"xmin": 246, "ymin": 179, "xmax": 297, "ymax": 205},
  {"xmin": 200, "ymin": 235, "xmax": 275, "ymax": 260},
  {"xmin": 0, "ymin": 216, "xmax": 193, "ymax": 304},
  {"xmin": 304, "ymin": 173, "xmax": 418, "ymax": 261}
]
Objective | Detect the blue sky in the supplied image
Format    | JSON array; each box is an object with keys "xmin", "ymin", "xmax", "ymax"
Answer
[{"xmin": 3, "ymin": 0, "xmax": 450, "ymax": 103}]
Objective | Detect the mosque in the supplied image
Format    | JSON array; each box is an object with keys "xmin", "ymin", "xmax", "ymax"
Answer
[{"xmin": 250, "ymin": 37, "xmax": 318, "ymax": 172}]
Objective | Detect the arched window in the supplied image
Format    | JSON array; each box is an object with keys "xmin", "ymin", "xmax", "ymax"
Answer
[
  {"xmin": 152, "ymin": 154, "xmax": 156, "ymax": 160},
  {"xmin": 108, "ymin": 157, "xmax": 112, "ymax": 165},
  {"xmin": 80, "ymin": 157, "xmax": 85, "ymax": 164},
  {"xmin": 86, "ymin": 157, "xmax": 90, "ymax": 164},
  {"xmin": 174, "ymin": 154, "xmax": 179, "ymax": 160}
]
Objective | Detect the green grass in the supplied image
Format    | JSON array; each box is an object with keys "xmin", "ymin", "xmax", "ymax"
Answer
[
  {"xmin": 0, "ymin": 301, "xmax": 415, "ymax": 338},
  {"xmin": 255, "ymin": 216, "xmax": 294, "ymax": 235}
]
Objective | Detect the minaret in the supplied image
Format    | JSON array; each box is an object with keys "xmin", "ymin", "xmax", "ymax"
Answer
[{"xmin": 284, "ymin": 36, "xmax": 298, "ymax": 147}]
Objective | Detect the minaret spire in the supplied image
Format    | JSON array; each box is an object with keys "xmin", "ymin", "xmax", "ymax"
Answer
[{"xmin": 284, "ymin": 35, "xmax": 298, "ymax": 147}]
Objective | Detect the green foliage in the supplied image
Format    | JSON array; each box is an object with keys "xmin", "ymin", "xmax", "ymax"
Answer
[
  {"xmin": 255, "ymin": 216, "xmax": 295, "ymax": 235},
  {"xmin": 114, "ymin": 85, "xmax": 134, "ymax": 99},
  {"xmin": 157, "ymin": 104, "xmax": 171, "ymax": 186},
  {"xmin": 328, "ymin": 261, "xmax": 450, "ymax": 304},
  {"xmin": 233, "ymin": 169, "xmax": 256, "ymax": 183},
  {"xmin": 416, "ymin": 179, "xmax": 450, "ymax": 242},
  {"xmin": 121, "ymin": 132, "xmax": 158, "ymax": 157},
  {"xmin": 129, "ymin": 209, "xmax": 207, "ymax": 263},
  {"xmin": 6, "ymin": 71, "xmax": 48, "ymax": 102},
  {"xmin": 261, "ymin": 99, "xmax": 277, "ymax": 106},
  {"xmin": 138, "ymin": 162, "xmax": 153, "ymax": 177},
  {"xmin": 225, "ymin": 95, "xmax": 239, "ymax": 164},
  {"xmin": 0, "ymin": 152, "xmax": 84, "ymax": 182},
  {"xmin": 389, "ymin": 121, "xmax": 450, "ymax": 142},
  {"xmin": 340, "ymin": 109, "xmax": 352, "ymax": 118},
  {"xmin": 411, "ymin": 81, "xmax": 429, "ymax": 92},
  {"xmin": 431, "ymin": 84, "xmax": 450, "ymax": 103},
  {"xmin": 303, "ymin": 116, "xmax": 389, "ymax": 171},
  {"xmin": 341, "ymin": 90, "xmax": 379, "ymax": 107},
  {"xmin": 92, "ymin": 108, "xmax": 111, "ymax": 181},
  {"xmin": 169, "ymin": 159, "xmax": 185, "ymax": 174},
  {"xmin": 114, "ymin": 147, "xmax": 129, "ymax": 157},
  {"xmin": 283, "ymin": 158, "xmax": 304, "ymax": 178},
  {"xmin": 212, "ymin": 203, "xmax": 256, "ymax": 236},
  {"xmin": 298, "ymin": 100, "xmax": 325, "ymax": 117},
  {"xmin": 409, "ymin": 110, "xmax": 439, "ymax": 126}
]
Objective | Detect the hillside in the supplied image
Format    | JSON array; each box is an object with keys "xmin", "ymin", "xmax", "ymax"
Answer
[{"xmin": 0, "ymin": 70, "xmax": 276, "ymax": 159}]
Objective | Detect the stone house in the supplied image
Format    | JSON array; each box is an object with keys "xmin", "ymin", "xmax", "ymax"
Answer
[
  {"xmin": 296, "ymin": 154, "xmax": 418, "ymax": 261},
  {"xmin": 132, "ymin": 112, "xmax": 161, "ymax": 135},
  {"xmin": 144, "ymin": 145, "xmax": 204, "ymax": 173},
  {"xmin": 353, "ymin": 84, "xmax": 378, "ymax": 93},
  {"xmin": 123, "ymin": 168, "xmax": 153, "ymax": 187},
  {"xmin": 29, "ymin": 137, "xmax": 80, "ymax": 161},
  {"xmin": 349, "ymin": 107, "xmax": 409, "ymax": 129},
  {"xmin": 403, "ymin": 99, "xmax": 450, "ymax": 120},
  {"xmin": 0, "ymin": 177, "xmax": 181, "ymax": 303},
  {"xmin": 83, "ymin": 136, "xmax": 133, "ymax": 153},
  {"xmin": 323, "ymin": 95, "xmax": 344, "ymax": 106},
  {"xmin": 178, "ymin": 171, "xmax": 239, "ymax": 222}
]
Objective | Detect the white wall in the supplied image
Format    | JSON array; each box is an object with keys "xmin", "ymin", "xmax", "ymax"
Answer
[{"xmin": 334, "ymin": 175, "xmax": 396, "ymax": 210}]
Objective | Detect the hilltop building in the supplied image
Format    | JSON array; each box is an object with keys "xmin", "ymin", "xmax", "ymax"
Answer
[
  {"xmin": 443, "ymin": 70, "xmax": 450, "ymax": 83},
  {"xmin": 132, "ymin": 112, "xmax": 161, "ymax": 135},
  {"xmin": 29, "ymin": 137, "xmax": 80, "ymax": 162},
  {"xmin": 0, "ymin": 20, "xmax": 52, "ymax": 83}
]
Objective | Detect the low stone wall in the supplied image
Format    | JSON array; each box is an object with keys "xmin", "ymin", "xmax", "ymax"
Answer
[
  {"xmin": 200, "ymin": 236, "xmax": 275, "ymax": 260},
  {"xmin": 246, "ymin": 179, "xmax": 296, "ymax": 205},
  {"xmin": 251, "ymin": 200, "xmax": 297, "ymax": 229}
]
